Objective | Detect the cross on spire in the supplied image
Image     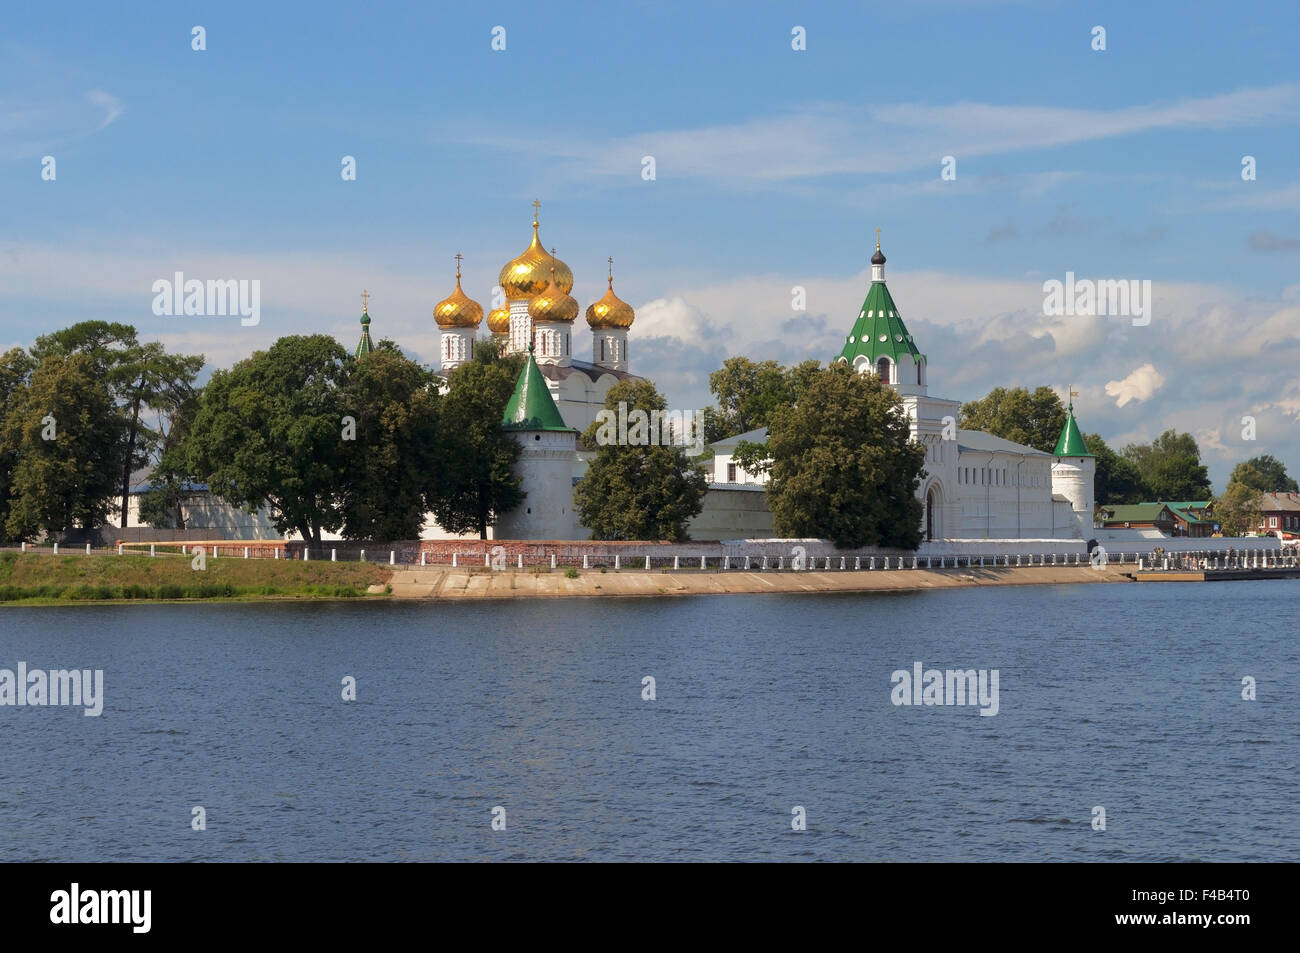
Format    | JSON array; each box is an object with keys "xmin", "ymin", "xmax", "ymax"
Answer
[
  {"xmin": 532, "ymin": 198, "xmax": 541, "ymax": 225},
  {"xmin": 875, "ymin": 227, "xmax": 882, "ymax": 250},
  {"xmin": 360, "ymin": 289, "xmax": 370, "ymax": 313},
  {"xmin": 607, "ymin": 256, "xmax": 614, "ymax": 286},
  {"xmin": 454, "ymin": 252, "xmax": 463, "ymax": 279}
]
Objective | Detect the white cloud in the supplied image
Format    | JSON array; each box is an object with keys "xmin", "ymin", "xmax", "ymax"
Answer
[
  {"xmin": 1105, "ymin": 363, "xmax": 1166, "ymax": 407},
  {"xmin": 455, "ymin": 84, "xmax": 1300, "ymax": 186}
]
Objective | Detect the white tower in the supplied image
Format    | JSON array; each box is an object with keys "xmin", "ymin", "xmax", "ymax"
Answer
[
  {"xmin": 587, "ymin": 257, "xmax": 634, "ymax": 372},
  {"xmin": 434, "ymin": 254, "xmax": 483, "ymax": 373},
  {"xmin": 498, "ymin": 201, "xmax": 574, "ymax": 357},
  {"xmin": 494, "ymin": 345, "xmax": 579, "ymax": 540},
  {"xmin": 1050, "ymin": 395, "xmax": 1096, "ymax": 538}
]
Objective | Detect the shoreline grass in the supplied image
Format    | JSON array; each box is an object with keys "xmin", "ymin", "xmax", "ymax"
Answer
[{"xmin": 0, "ymin": 551, "xmax": 392, "ymax": 606}]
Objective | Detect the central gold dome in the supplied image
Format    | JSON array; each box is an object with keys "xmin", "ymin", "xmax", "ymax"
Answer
[{"xmin": 499, "ymin": 213, "xmax": 573, "ymax": 300}]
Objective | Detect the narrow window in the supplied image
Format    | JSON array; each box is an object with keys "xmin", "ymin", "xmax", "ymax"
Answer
[{"xmin": 727, "ymin": 463, "xmax": 736, "ymax": 483}]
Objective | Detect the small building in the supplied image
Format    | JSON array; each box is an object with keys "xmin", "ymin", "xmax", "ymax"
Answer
[
  {"xmin": 1096, "ymin": 503, "xmax": 1177, "ymax": 534},
  {"xmin": 1257, "ymin": 492, "xmax": 1300, "ymax": 537},
  {"xmin": 1162, "ymin": 500, "xmax": 1215, "ymax": 537},
  {"xmin": 709, "ymin": 428, "xmax": 770, "ymax": 485}
]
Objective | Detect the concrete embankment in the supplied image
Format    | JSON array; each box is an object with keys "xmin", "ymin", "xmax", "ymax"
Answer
[{"xmin": 387, "ymin": 565, "xmax": 1134, "ymax": 599}]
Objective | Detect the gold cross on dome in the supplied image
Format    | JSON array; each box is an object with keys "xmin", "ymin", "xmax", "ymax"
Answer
[
  {"xmin": 454, "ymin": 252, "xmax": 463, "ymax": 278},
  {"xmin": 532, "ymin": 198, "xmax": 541, "ymax": 223},
  {"xmin": 875, "ymin": 227, "xmax": 882, "ymax": 249},
  {"xmin": 608, "ymin": 256, "xmax": 614, "ymax": 280},
  {"xmin": 360, "ymin": 289, "xmax": 370, "ymax": 313}
]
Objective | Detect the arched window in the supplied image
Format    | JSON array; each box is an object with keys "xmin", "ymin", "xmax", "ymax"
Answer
[
  {"xmin": 917, "ymin": 363, "xmax": 923, "ymax": 385},
  {"xmin": 876, "ymin": 357, "xmax": 890, "ymax": 382}
]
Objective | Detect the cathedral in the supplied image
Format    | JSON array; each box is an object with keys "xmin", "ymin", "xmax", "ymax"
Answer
[{"xmin": 412, "ymin": 208, "xmax": 1095, "ymax": 544}]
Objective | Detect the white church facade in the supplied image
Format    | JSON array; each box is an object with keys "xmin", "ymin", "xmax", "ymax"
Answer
[{"xmin": 711, "ymin": 236, "xmax": 1094, "ymax": 541}]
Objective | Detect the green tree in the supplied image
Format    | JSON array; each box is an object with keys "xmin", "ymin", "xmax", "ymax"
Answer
[
  {"xmin": 337, "ymin": 341, "xmax": 442, "ymax": 540},
  {"xmin": 3, "ymin": 354, "xmax": 122, "ymax": 539},
  {"xmin": 31, "ymin": 322, "xmax": 204, "ymax": 528},
  {"xmin": 958, "ymin": 386, "xmax": 1066, "ymax": 453},
  {"xmin": 1228, "ymin": 454, "xmax": 1298, "ymax": 494},
  {"xmin": 1122, "ymin": 430, "xmax": 1211, "ymax": 500},
  {"xmin": 428, "ymin": 346, "xmax": 525, "ymax": 539},
  {"xmin": 1216, "ymin": 480, "xmax": 1264, "ymax": 536},
  {"xmin": 1084, "ymin": 432, "xmax": 1148, "ymax": 505},
  {"xmin": 745, "ymin": 362, "xmax": 925, "ymax": 549},
  {"xmin": 574, "ymin": 378, "xmax": 708, "ymax": 541},
  {"xmin": 707, "ymin": 357, "xmax": 820, "ymax": 438},
  {"xmin": 184, "ymin": 335, "xmax": 351, "ymax": 546},
  {"xmin": 0, "ymin": 348, "xmax": 37, "ymax": 542}
]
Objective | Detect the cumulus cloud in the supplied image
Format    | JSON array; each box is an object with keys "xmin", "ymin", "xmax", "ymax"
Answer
[{"xmin": 1105, "ymin": 363, "xmax": 1166, "ymax": 407}]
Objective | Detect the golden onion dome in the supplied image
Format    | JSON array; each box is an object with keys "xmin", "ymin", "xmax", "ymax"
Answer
[
  {"xmin": 433, "ymin": 261, "xmax": 484, "ymax": 329},
  {"xmin": 486, "ymin": 304, "xmax": 511, "ymax": 335},
  {"xmin": 528, "ymin": 269, "xmax": 579, "ymax": 323},
  {"xmin": 586, "ymin": 272, "xmax": 635, "ymax": 330},
  {"xmin": 499, "ymin": 205, "xmax": 573, "ymax": 300}
]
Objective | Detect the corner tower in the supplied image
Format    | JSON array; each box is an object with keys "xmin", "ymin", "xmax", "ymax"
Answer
[
  {"xmin": 494, "ymin": 344, "xmax": 579, "ymax": 540},
  {"xmin": 1051, "ymin": 392, "xmax": 1096, "ymax": 538}
]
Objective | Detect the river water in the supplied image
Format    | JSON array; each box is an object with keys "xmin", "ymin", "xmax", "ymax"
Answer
[{"xmin": 1, "ymin": 581, "xmax": 1296, "ymax": 861}]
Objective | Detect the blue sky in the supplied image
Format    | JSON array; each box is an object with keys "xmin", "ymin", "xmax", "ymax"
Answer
[{"xmin": 3, "ymin": 0, "xmax": 1300, "ymax": 490}]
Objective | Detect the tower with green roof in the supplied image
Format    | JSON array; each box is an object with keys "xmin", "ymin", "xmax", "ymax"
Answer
[
  {"xmin": 355, "ymin": 289, "xmax": 374, "ymax": 360},
  {"xmin": 835, "ymin": 232, "xmax": 927, "ymax": 396},
  {"xmin": 1050, "ymin": 391, "xmax": 1096, "ymax": 536},
  {"xmin": 495, "ymin": 344, "xmax": 579, "ymax": 540}
]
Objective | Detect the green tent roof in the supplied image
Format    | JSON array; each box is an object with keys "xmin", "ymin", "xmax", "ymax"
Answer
[
  {"xmin": 501, "ymin": 348, "xmax": 572, "ymax": 432},
  {"xmin": 836, "ymin": 279, "xmax": 923, "ymax": 366},
  {"xmin": 355, "ymin": 309, "xmax": 374, "ymax": 359},
  {"xmin": 1053, "ymin": 406, "xmax": 1092, "ymax": 457}
]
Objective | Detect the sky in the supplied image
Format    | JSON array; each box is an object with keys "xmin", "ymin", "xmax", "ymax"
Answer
[{"xmin": 2, "ymin": 0, "xmax": 1299, "ymax": 492}]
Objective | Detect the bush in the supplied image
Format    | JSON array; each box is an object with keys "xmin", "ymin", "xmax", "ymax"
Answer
[{"xmin": 565, "ymin": 567, "xmax": 579, "ymax": 579}]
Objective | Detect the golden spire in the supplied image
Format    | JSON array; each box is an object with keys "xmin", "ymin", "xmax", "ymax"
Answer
[
  {"xmin": 607, "ymin": 256, "xmax": 614, "ymax": 286},
  {"xmin": 532, "ymin": 199, "xmax": 540, "ymax": 228},
  {"xmin": 360, "ymin": 289, "xmax": 370, "ymax": 313},
  {"xmin": 875, "ymin": 227, "xmax": 881, "ymax": 251}
]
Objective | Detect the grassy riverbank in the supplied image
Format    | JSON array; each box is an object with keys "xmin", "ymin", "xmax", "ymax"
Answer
[{"xmin": 0, "ymin": 551, "xmax": 393, "ymax": 605}]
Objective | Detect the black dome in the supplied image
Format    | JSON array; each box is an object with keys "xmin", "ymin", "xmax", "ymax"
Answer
[{"xmin": 871, "ymin": 247, "xmax": 886, "ymax": 265}]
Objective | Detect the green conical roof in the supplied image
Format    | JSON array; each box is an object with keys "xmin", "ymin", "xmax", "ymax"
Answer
[
  {"xmin": 501, "ymin": 347, "xmax": 572, "ymax": 432},
  {"xmin": 355, "ymin": 309, "xmax": 374, "ymax": 359},
  {"xmin": 1053, "ymin": 405, "xmax": 1092, "ymax": 457},
  {"xmin": 837, "ymin": 275, "xmax": 923, "ymax": 366}
]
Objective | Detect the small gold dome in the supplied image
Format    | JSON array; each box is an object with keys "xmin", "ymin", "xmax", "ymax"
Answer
[
  {"xmin": 434, "ymin": 268, "xmax": 483, "ymax": 329},
  {"xmin": 486, "ymin": 304, "xmax": 510, "ymax": 335},
  {"xmin": 528, "ymin": 270, "xmax": 579, "ymax": 323},
  {"xmin": 586, "ymin": 275, "xmax": 635, "ymax": 330},
  {"xmin": 499, "ymin": 208, "xmax": 573, "ymax": 300}
]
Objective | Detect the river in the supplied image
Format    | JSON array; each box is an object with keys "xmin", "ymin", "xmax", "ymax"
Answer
[{"xmin": 1, "ymin": 581, "xmax": 1296, "ymax": 861}]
